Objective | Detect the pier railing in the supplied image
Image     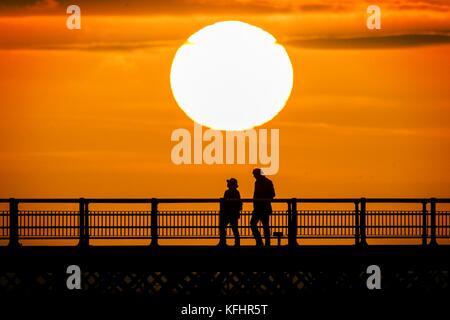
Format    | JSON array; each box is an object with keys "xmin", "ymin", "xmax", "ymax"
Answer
[{"xmin": 0, "ymin": 198, "xmax": 449, "ymax": 247}]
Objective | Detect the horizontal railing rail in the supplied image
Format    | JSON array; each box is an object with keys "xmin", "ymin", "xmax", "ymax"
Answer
[{"xmin": 0, "ymin": 198, "xmax": 449, "ymax": 247}]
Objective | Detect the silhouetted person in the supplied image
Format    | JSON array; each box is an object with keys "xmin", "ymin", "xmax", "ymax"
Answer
[
  {"xmin": 218, "ymin": 178, "xmax": 242, "ymax": 246},
  {"xmin": 250, "ymin": 168, "xmax": 275, "ymax": 246}
]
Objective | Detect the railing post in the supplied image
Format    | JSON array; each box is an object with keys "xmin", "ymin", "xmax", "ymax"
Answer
[
  {"xmin": 8, "ymin": 198, "xmax": 20, "ymax": 248},
  {"xmin": 360, "ymin": 198, "xmax": 367, "ymax": 246},
  {"xmin": 422, "ymin": 201, "xmax": 428, "ymax": 247},
  {"xmin": 219, "ymin": 198, "xmax": 224, "ymax": 245},
  {"xmin": 354, "ymin": 200, "xmax": 360, "ymax": 246},
  {"xmin": 79, "ymin": 198, "xmax": 84, "ymax": 247},
  {"xmin": 150, "ymin": 198, "xmax": 158, "ymax": 247},
  {"xmin": 79, "ymin": 198, "xmax": 89, "ymax": 247},
  {"xmin": 288, "ymin": 198, "xmax": 298, "ymax": 247},
  {"xmin": 429, "ymin": 198, "xmax": 437, "ymax": 246}
]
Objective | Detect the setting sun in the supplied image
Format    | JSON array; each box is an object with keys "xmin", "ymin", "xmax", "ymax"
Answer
[{"xmin": 170, "ymin": 21, "xmax": 294, "ymax": 131}]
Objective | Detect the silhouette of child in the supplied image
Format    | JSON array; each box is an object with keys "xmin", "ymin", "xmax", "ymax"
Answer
[{"xmin": 218, "ymin": 178, "xmax": 242, "ymax": 246}]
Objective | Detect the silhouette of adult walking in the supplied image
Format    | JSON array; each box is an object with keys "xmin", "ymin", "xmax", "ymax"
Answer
[
  {"xmin": 218, "ymin": 178, "xmax": 242, "ymax": 247},
  {"xmin": 251, "ymin": 168, "xmax": 275, "ymax": 247}
]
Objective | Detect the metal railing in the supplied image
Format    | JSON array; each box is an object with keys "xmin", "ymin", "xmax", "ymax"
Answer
[{"xmin": 0, "ymin": 198, "xmax": 449, "ymax": 247}]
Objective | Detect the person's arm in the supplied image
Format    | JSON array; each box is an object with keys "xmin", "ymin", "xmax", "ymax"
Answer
[
  {"xmin": 270, "ymin": 181, "xmax": 276, "ymax": 199},
  {"xmin": 237, "ymin": 190, "xmax": 243, "ymax": 211},
  {"xmin": 220, "ymin": 191, "xmax": 227, "ymax": 212}
]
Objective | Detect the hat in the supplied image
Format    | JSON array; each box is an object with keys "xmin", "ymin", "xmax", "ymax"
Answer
[{"xmin": 227, "ymin": 178, "xmax": 238, "ymax": 188}]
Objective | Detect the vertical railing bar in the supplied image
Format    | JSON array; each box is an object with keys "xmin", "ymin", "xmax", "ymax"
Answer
[
  {"xmin": 38, "ymin": 209, "xmax": 40, "ymax": 239},
  {"xmin": 430, "ymin": 198, "xmax": 437, "ymax": 246},
  {"xmin": 9, "ymin": 198, "xmax": 19, "ymax": 247},
  {"xmin": 150, "ymin": 198, "xmax": 158, "ymax": 246},
  {"xmin": 26, "ymin": 208, "xmax": 29, "ymax": 238},
  {"xmin": 84, "ymin": 201, "xmax": 89, "ymax": 245},
  {"xmin": 78, "ymin": 198, "xmax": 85, "ymax": 247},
  {"xmin": 289, "ymin": 198, "xmax": 298, "ymax": 247},
  {"xmin": 354, "ymin": 200, "xmax": 360, "ymax": 246},
  {"xmin": 360, "ymin": 198, "xmax": 367, "ymax": 246}
]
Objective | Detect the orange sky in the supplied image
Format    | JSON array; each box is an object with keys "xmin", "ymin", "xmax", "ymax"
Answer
[{"xmin": 1, "ymin": 0, "xmax": 450, "ymax": 202}]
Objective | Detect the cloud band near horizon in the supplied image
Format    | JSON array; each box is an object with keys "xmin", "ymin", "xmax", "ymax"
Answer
[
  {"xmin": 1, "ymin": 34, "xmax": 449, "ymax": 51},
  {"xmin": 1, "ymin": 0, "xmax": 450, "ymax": 15}
]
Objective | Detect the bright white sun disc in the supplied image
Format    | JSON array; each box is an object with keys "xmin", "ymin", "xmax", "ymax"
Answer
[{"xmin": 170, "ymin": 21, "xmax": 294, "ymax": 131}]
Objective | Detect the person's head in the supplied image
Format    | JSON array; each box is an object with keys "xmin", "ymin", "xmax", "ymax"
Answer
[
  {"xmin": 227, "ymin": 178, "xmax": 238, "ymax": 189},
  {"xmin": 252, "ymin": 168, "xmax": 263, "ymax": 180}
]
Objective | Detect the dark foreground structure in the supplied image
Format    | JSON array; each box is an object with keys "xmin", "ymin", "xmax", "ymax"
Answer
[{"xmin": 0, "ymin": 197, "xmax": 449, "ymax": 296}]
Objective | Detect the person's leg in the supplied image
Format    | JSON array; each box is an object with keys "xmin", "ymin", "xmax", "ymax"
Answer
[
  {"xmin": 230, "ymin": 216, "xmax": 240, "ymax": 246},
  {"xmin": 261, "ymin": 213, "xmax": 271, "ymax": 246},
  {"xmin": 250, "ymin": 212, "xmax": 263, "ymax": 246}
]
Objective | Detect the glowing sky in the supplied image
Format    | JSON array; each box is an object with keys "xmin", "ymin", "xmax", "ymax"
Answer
[{"xmin": 0, "ymin": 0, "xmax": 450, "ymax": 201}]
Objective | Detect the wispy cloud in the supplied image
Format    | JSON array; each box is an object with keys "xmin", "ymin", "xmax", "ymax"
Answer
[
  {"xmin": 2, "ymin": 34, "xmax": 450, "ymax": 52},
  {"xmin": 0, "ymin": 0, "xmax": 292, "ymax": 15},
  {"xmin": 286, "ymin": 34, "xmax": 450, "ymax": 49},
  {"xmin": 297, "ymin": 3, "xmax": 350, "ymax": 12},
  {"xmin": 6, "ymin": 40, "xmax": 178, "ymax": 52},
  {"xmin": 1, "ymin": 0, "xmax": 449, "ymax": 15},
  {"xmin": 278, "ymin": 121, "xmax": 450, "ymax": 139}
]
